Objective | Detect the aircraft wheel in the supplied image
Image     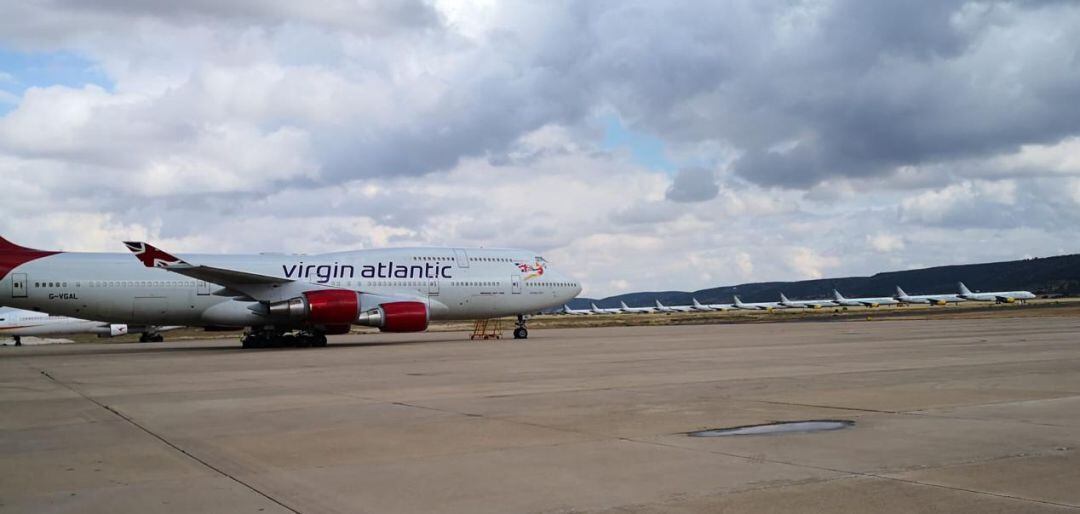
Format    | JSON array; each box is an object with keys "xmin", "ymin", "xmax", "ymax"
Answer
[
  {"xmin": 139, "ymin": 334, "xmax": 150, "ymax": 343},
  {"xmin": 151, "ymin": 334, "xmax": 164, "ymax": 343},
  {"xmin": 14, "ymin": 336, "xmax": 21, "ymax": 346},
  {"xmin": 242, "ymin": 332, "xmax": 269, "ymax": 349},
  {"xmin": 513, "ymin": 327, "xmax": 528, "ymax": 340}
]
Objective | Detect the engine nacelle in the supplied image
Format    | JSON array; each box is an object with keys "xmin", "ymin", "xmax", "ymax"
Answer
[
  {"xmin": 355, "ymin": 301, "xmax": 429, "ymax": 332},
  {"xmin": 268, "ymin": 290, "xmax": 360, "ymax": 325},
  {"xmin": 94, "ymin": 324, "xmax": 129, "ymax": 337}
]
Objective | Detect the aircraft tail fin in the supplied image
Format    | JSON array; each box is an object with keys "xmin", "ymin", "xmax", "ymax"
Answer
[
  {"xmin": 780, "ymin": 293, "xmax": 791, "ymax": 303},
  {"xmin": 833, "ymin": 289, "xmax": 845, "ymax": 301},
  {"xmin": 0, "ymin": 236, "xmax": 48, "ymax": 253},
  {"xmin": 733, "ymin": 295, "xmax": 744, "ymax": 306},
  {"xmin": 123, "ymin": 241, "xmax": 188, "ymax": 268},
  {"xmin": 896, "ymin": 286, "xmax": 908, "ymax": 297},
  {"xmin": 958, "ymin": 282, "xmax": 972, "ymax": 295},
  {"xmin": 693, "ymin": 298, "xmax": 704, "ymax": 307},
  {"xmin": 620, "ymin": 301, "xmax": 630, "ymax": 309}
]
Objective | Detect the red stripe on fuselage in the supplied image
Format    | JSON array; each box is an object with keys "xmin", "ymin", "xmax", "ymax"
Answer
[{"xmin": 0, "ymin": 237, "xmax": 60, "ymax": 280}]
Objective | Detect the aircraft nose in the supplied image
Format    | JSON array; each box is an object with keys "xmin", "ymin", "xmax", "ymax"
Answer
[{"xmin": 553, "ymin": 270, "xmax": 581, "ymax": 299}]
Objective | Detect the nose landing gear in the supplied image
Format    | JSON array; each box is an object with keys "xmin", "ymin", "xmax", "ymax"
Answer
[{"xmin": 513, "ymin": 314, "xmax": 529, "ymax": 340}]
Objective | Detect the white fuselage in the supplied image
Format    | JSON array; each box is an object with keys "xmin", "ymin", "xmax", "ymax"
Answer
[
  {"xmin": 0, "ymin": 308, "xmax": 125, "ymax": 338},
  {"xmin": 779, "ymin": 297, "xmax": 834, "ymax": 309},
  {"xmin": 1, "ymin": 247, "xmax": 581, "ymax": 328},
  {"xmin": 897, "ymin": 294, "xmax": 964, "ymax": 305},
  {"xmin": 833, "ymin": 293, "xmax": 899, "ymax": 307},
  {"xmin": 960, "ymin": 291, "xmax": 1036, "ymax": 303},
  {"xmin": 733, "ymin": 297, "xmax": 779, "ymax": 310}
]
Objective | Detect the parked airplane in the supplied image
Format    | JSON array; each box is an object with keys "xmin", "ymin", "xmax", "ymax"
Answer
[
  {"xmin": 957, "ymin": 282, "xmax": 1035, "ymax": 303},
  {"xmin": 654, "ymin": 300, "xmax": 693, "ymax": 313},
  {"xmin": 778, "ymin": 293, "xmax": 834, "ymax": 309},
  {"xmin": 832, "ymin": 290, "xmax": 899, "ymax": 308},
  {"xmin": 732, "ymin": 295, "xmax": 780, "ymax": 310},
  {"xmin": 590, "ymin": 303, "xmax": 621, "ymax": 315},
  {"xmin": 559, "ymin": 304, "xmax": 591, "ymax": 315},
  {"xmin": 691, "ymin": 298, "xmax": 730, "ymax": 311},
  {"xmin": 619, "ymin": 301, "xmax": 655, "ymax": 314},
  {"xmin": 895, "ymin": 286, "xmax": 965, "ymax": 306},
  {"xmin": 0, "ymin": 237, "xmax": 580, "ymax": 347},
  {"xmin": 0, "ymin": 307, "xmax": 179, "ymax": 345}
]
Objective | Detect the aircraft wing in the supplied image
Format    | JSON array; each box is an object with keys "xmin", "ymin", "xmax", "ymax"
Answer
[{"xmin": 123, "ymin": 241, "xmax": 327, "ymax": 303}]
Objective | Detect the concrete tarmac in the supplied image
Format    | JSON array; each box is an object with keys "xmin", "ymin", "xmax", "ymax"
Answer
[{"xmin": 2, "ymin": 317, "xmax": 1080, "ymax": 513}]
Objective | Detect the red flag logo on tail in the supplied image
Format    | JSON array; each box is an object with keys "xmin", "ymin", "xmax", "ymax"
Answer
[{"xmin": 123, "ymin": 242, "xmax": 186, "ymax": 268}]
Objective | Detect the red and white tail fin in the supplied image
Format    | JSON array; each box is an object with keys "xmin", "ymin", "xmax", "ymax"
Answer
[
  {"xmin": 0, "ymin": 236, "xmax": 59, "ymax": 279},
  {"xmin": 0, "ymin": 236, "xmax": 48, "ymax": 253},
  {"xmin": 123, "ymin": 241, "xmax": 188, "ymax": 268}
]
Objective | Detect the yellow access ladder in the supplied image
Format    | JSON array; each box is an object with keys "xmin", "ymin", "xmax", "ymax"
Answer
[{"xmin": 470, "ymin": 319, "xmax": 503, "ymax": 340}]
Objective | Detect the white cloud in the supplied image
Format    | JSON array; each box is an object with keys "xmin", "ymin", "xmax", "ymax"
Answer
[
  {"xmin": 1, "ymin": 2, "xmax": 1080, "ymax": 299},
  {"xmin": 785, "ymin": 247, "xmax": 839, "ymax": 280},
  {"xmin": 867, "ymin": 233, "xmax": 905, "ymax": 253}
]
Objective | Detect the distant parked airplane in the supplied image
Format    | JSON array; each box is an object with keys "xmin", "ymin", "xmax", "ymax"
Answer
[
  {"xmin": 778, "ymin": 293, "xmax": 835, "ymax": 309},
  {"xmin": 895, "ymin": 286, "xmax": 965, "ymax": 306},
  {"xmin": 957, "ymin": 282, "xmax": 1035, "ymax": 303},
  {"xmin": 654, "ymin": 300, "xmax": 693, "ymax": 313},
  {"xmin": 559, "ymin": 305, "xmax": 591, "ymax": 315},
  {"xmin": 832, "ymin": 290, "xmax": 899, "ymax": 308},
  {"xmin": 691, "ymin": 298, "xmax": 730, "ymax": 311},
  {"xmin": 619, "ymin": 301, "xmax": 655, "ymax": 314},
  {"xmin": 591, "ymin": 303, "xmax": 621, "ymax": 315},
  {"xmin": 0, "ymin": 307, "xmax": 178, "ymax": 345},
  {"xmin": 732, "ymin": 295, "xmax": 780, "ymax": 310}
]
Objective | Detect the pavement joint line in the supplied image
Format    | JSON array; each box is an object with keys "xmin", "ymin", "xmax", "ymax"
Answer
[
  {"xmin": 623, "ymin": 434, "xmax": 1080, "ymax": 510},
  {"xmin": 33, "ymin": 366, "xmax": 304, "ymax": 514},
  {"xmin": 735, "ymin": 398, "xmax": 900, "ymax": 414},
  {"xmin": 742, "ymin": 395, "xmax": 1080, "ymax": 429},
  {"xmin": 861, "ymin": 473, "xmax": 1080, "ymax": 510}
]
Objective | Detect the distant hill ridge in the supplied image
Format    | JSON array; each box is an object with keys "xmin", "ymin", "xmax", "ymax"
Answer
[{"xmin": 570, "ymin": 254, "xmax": 1080, "ymax": 309}]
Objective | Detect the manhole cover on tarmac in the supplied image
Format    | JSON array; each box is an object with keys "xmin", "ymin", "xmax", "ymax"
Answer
[{"xmin": 688, "ymin": 419, "xmax": 855, "ymax": 437}]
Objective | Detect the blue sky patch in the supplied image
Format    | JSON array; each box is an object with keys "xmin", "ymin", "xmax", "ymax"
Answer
[
  {"xmin": 601, "ymin": 115, "xmax": 675, "ymax": 172},
  {"xmin": 0, "ymin": 48, "xmax": 111, "ymax": 114}
]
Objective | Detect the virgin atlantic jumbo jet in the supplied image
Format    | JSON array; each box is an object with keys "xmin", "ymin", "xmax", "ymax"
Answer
[{"xmin": 0, "ymin": 237, "xmax": 581, "ymax": 347}]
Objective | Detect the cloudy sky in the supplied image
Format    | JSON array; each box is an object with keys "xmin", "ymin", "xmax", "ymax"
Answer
[{"xmin": 2, "ymin": 1, "xmax": 1079, "ymax": 297}]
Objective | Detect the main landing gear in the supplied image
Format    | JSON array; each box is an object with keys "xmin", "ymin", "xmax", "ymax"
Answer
[
  {"xmin": 138, "ymin": 333, "xmax": 165, "ymax": 343},
  {"xmin": 241, "ymin": 330, "xmax": 328, "ymax": 349},
  {"xmin": 13, "ymin": 336, "xmax": 21, "ymax": 346},
  {"xmin": 513, "ymin": 314, "xmax": 529, "ymax": 340}
]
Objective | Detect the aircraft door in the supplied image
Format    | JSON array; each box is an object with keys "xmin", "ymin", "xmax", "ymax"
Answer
[
  {"xmin": 196, "ymin": 280, "xmax": 211, "ymax": 296},
  {"xmin": 428, "ymin": 277, "xmax": 440, "ymax": 296},
  {"xmin": 454, "ymin": 249, "xmax": 470, "ymax": 268},
  {"xmin": 11, "ymin": 273, "xmax": 27, "ymax": 298},
  {"xmin": 511, "ymin": 274, "xmax": 521, "ymax": 294}
]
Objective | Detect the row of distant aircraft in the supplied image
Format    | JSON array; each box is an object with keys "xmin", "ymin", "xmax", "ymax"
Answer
[{"xmin": 560, "ymin": 283, "xmax": 1036, "ymax": 315}]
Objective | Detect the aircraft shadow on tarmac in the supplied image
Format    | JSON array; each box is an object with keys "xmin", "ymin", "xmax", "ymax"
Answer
[{"xmin": 0, "ymin": 337, "xmax": 461, "ymax": 358}]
